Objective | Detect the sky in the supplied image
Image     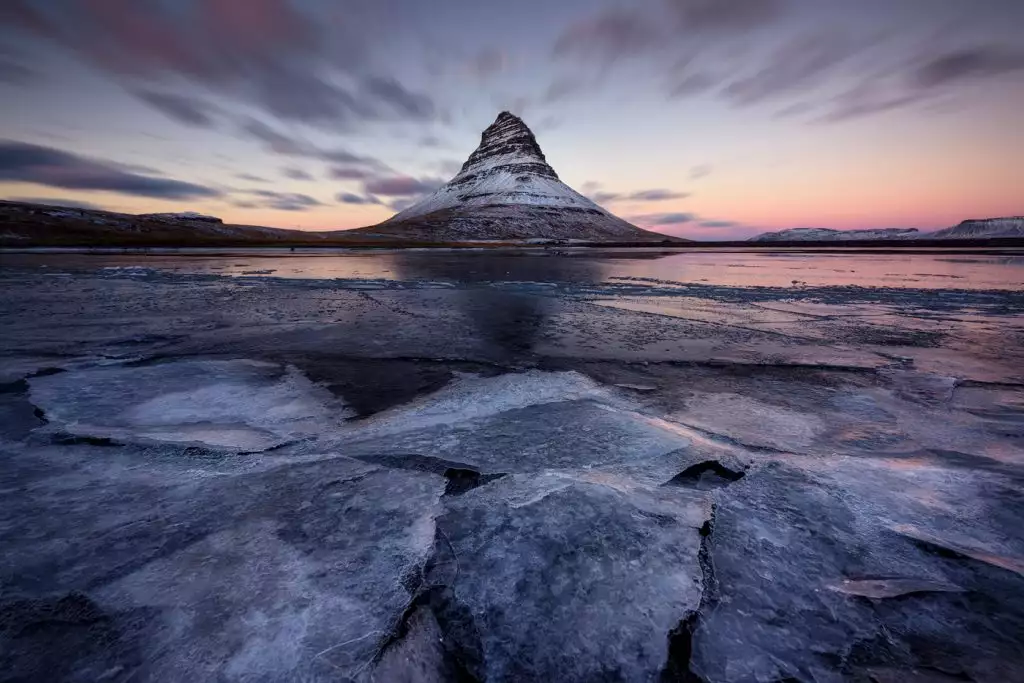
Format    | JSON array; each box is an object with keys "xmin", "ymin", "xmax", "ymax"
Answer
[{"xmin": 0, "ymin": 0, "xmax": 1022, "ymax": 240}]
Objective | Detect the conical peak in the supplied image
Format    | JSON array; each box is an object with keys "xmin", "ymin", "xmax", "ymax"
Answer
[{"xmin": 458, "ymin": 111, "xmax": 558, "ymax": 180}]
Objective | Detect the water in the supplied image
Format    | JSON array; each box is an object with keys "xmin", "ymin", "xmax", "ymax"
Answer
[{"xmin": 3, "ymin": 247, "xmax": 1023, "ymax": 290}]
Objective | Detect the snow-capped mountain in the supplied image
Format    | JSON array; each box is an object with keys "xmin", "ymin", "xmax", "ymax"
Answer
[
  {"xmin": 750, "ymin": 228, "xmax": 921, "ymax": 242},
  {"xmin": 354, "ymin": 112, "xmax": 674, "ymax": 242},
  {"xmin": 929, "ymin": 217, "xmax": 1024, "ymax": 239}
]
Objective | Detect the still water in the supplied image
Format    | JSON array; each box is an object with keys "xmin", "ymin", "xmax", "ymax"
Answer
[{"xmin": 3, "ymin": 248, "xmax": 1023, "ymax": 290}]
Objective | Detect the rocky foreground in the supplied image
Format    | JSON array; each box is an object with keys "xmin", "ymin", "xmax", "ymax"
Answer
[{"xmin": 1, "ymin": 253, "xmax": 1023, "ymax": 682}]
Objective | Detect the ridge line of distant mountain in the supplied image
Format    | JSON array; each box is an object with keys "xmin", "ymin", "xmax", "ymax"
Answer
[
  {"xmin": 2, "ymin": 199, "xmax": 1023, "ymax": 247},
  {"xmin": 751, "ymin": 217, "xmax": 1024, "ymax": 242}
]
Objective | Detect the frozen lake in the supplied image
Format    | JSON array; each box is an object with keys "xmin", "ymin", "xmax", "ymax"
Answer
[
  {"xmin": 2, "ymin": 249, "xmax": 1023, "ymax": 682},
  {"xmin": 4, "ymin": 246, "xmax": 1024, "ymax": 289}
]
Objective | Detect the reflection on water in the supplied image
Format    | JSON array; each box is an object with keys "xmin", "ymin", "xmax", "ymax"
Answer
[
  {"xmin": 2, "ymin": 248, "xmax": 1023, "ymax": 290},
  {"xmin": 391, "ymin": 253, "xmax": 607, "ymax": 360}
]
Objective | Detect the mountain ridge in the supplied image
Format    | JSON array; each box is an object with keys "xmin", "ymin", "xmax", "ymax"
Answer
[{"xmin": 352, "ymin": 112, "xmax": 677, "ymax": 242}]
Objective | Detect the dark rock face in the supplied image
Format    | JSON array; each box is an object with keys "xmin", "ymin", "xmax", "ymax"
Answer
[
  {"xmin": 354, "ymin": 112, "xmax": 675, "ymax": 242},
  {"xmin": 457, "ymin": 111, "xmax": 559, "ymax": 180}
]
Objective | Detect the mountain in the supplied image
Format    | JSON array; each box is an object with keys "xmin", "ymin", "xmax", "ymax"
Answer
[
  {"xmin": 750, "ymin": 227, "xmax": 921, "ymax": 242},
  {"xmin": 929, "ymin": 217, "xmax": 1024, "ymax": 239},
  {"xmin": 351, "ymin": 112, "xmax": 678, "ymax": 242},
  {"xmin": 0, "ymin": 200, "xmax": 326, "ymax": 246}
]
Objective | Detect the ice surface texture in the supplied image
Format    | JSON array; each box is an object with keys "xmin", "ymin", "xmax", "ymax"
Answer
[{"xmin": 2, "ymin": 260, "xmax": 1024, "ymax": 682}]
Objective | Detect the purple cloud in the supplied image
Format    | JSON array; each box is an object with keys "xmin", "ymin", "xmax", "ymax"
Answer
[{"xmin": 0, "ymin": 139, "xmax": 221, "ymax": 199}]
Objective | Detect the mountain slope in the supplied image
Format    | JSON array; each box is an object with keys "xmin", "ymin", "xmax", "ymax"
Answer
[
  {"xmin": 352, "ymin": 112, "xmax": 677, "ymax": 242},
  {"xmin": 930, "ymin": 217, "xmax": 1024, "ymax": 239},
  {"xmin": 750, "ymin": 227, "xmax": 921, "ymax": 242}
]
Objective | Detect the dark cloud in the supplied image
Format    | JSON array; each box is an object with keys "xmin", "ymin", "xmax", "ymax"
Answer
[
  {"xmin": 336, "ymin": 192, "xmax": 381, "ymax": 205},
  {"xmin": 818, "ymin": 90, "xmax": 924, "ymax": 124},
  {"xmin": 667, "ymin": 0, "xmax": 786, "ymax": 32},
  {"xmin": 590, "ymin": 191, "xmax": 621, "ymax": 204},
  {"xmin": 722, "ymin": 32, "xmax": 865, "ymax": 105},
  {"xmin": 386, "ymin": 197, "xmax": 420, "ymax": 212},
  {"xmin": 236, "ymin": 172, "xmax": 269, "ymax": 183},
  {"xmin": 468, "ymin": 48, "xmax": 508, "ymax": 78},
  {"xmin": 360, "ymin": 76, "xmax": 435, "ymax": 120},
  {"xmin": 6, "ymin": 196, "xmax": 101, "ymax": 210},
  {"xmin": 238, "ymin": 118, "xmax": 389, "ymax": 170},
  {"xmin": 667, "ymin": 72, "xmax": 715, "ymax": 99},
  {"xmin": 0, "ymin": 139, "xmax": 221, "ymax": 199},
  {"xmin": 282, "ymin": 167, "xmax": 314, "ymax": 181},
  {"xmin": 553, "ymin": 8, "xmax": 660, "ymax": 62},
  {"xmin": 914, "ymin": 46, "xmax": 1024, "ymax": 88},
  {"xmin": 330, "ymin": 166, "xmax": 375, "ymax": 180},
  {"xmin": 699, "ymin": 220, "xmax": 737, "ymax": 228},
  {"xmin": 135, "ymin": 90, "xmax": 218, "ymax": 127},
  {"xmin": 4, "ymin": 0, "xmax": 433, "ymax": 128},
  {"xmin": 0, "ymin": 48, "xmax": 35, "ymax": 85},
  {"xmin": 246, "ymin": 189, "xmax": 323, "ymax": 211},
  {"xmin": 363, "ymin": 176, "xmax": 444, "ymax": 197}
]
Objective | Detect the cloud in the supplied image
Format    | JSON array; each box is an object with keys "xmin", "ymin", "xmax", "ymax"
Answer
[
  {"xmin": 330, "ymin": 166, "xmax": 375, "ymax": 180},
  {"xmin": 4, "ymin": 0, "xmax": 433, "ymax": 128},
  {"xmin": 722, "ymin": 31, "xmax": 866, "ymax": 106},
  {"xmin": 667, "ymin": 0, "xmax": 786, "ymax": 32},
  {"xmin": 282, "ymin": 167, "xmax": 314, "ymax": 181},
  {"xmin": 667, "ymin": 72, "xmax": 716, "ymax": 99},
  {"xmin": 236, "ymin": 172, "xmax": 269, "ymax": 183},
  {"xmin": 628, "ymin": 212, "xmax": 698, "ymax": 225},
  {"xmin": 542, "ymin": 76, "xmax": 587, "ymax": 104},
  {"xmin": 689, "ymin": 164, "xmax": 713, "ymax": 179},
  {"xmin": 435, "ymin": 159, "xmax": 465, "ymax": 177},
  {"xmin": 238, "ymin": 118, "xmax": 389, "ymax": 170},
  {"xmin": 699, "ymin": 220, "xmax": 737, "ymax": 227},
  {"xmin": 588, "ymin": 187, "xmax": 689, "ymax": 203},
  {"xmin": 468, "ymin": 48, "xmax": 508, "ymax": 78},
  {"xmin": 135, "ymin": 90, "xmax": 218, "ymax": 127},
  {"xmin": 363, "ymin": 175, "xmax": 444, "ymax": 197},
  {"xmin": 336, "ymin": 192, "xmax": 381, "ymax": 205},
  {"xmin": 913, "ymin": 46, "xmax": 1024, "ymax": 88},
  {"xmin": 6, "ymin": 196, "xmax": 101, "ymax": 210},
  {"xmin": 360, "ymin": 76, "xmax": 436, "ymax": 120},
  {"xmin": 386, "ymin": 197, "xmax": 420, "ymax": 212},
  {"xmin": 418, "ymin": 135, "xmax": 446, "ymax": 148},
  {"xmin": 246, "ymin": 189, "xmax": 322, "ymax": 211},
  {"xmin": 0, "ymin": 139, "xmax": 221, "ymax": 199},
  {"xmin": 553, "ymin": 8, "xmax": 660, "ymax": 62},
  {"xmin": 0, "ymin": 46, "xmax": 35, "ymax": 85},
  {"xmin": 627, "ymin": 189, "xmax": 689, "ymax": 201}
]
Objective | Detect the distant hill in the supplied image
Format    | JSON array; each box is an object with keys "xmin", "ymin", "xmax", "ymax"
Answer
[
  {"xmin": 750, "ymin": 227, "xmax": 921, "ymax": 242},
  {"xmin": 751, "ymin": 218, "xmax": 1024, "ymax": 242},
  {"xmin": 0, "ymin": 200, "xmax": 327, "ymax": 246},
  {"xmin": 929, "ymin": 217, "xmax": 1024, "ymax": 239},
  {"xmin": 349, "ymin": 112, "xmax": 681, "ymax": 242}
]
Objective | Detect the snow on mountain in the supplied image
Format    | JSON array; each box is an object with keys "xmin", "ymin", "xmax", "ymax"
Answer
[
  {"xmin": 929, "ymin": 217, "xmax": 1024, "ymax": 239},
  {"xmin": 354, "ymin": 112, "xmax": 675, "ymax": 242},
  {"xmin": 750, "ymin": 227, "xmax": 921, "ymax": 242},
  {"xmin": 138, "ymin": 211, "xmax": 223, "ymax": 223}
]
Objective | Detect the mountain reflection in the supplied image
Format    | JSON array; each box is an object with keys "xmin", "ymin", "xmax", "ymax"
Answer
[{"xmin": 389, "ymin": 252, "xmax": 609, "ymax": 362}]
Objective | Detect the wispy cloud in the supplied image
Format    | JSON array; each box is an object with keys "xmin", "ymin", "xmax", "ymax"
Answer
[{"xmin": 0, "ymin": 139, "xmax": 220, "ymax": 199}]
